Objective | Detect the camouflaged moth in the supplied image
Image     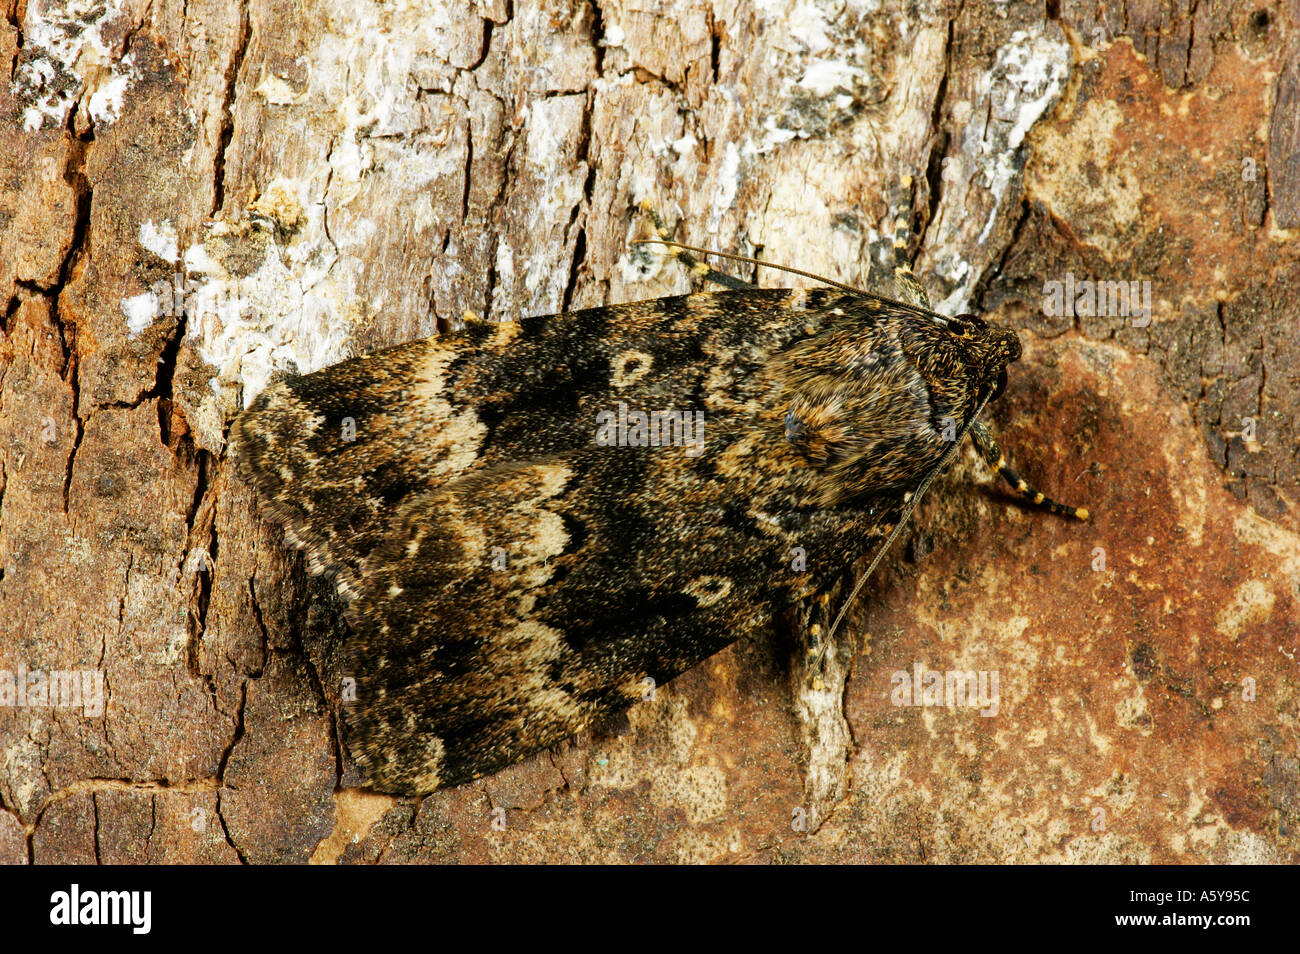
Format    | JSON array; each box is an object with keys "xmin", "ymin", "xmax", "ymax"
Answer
[{"xmin": 228, "ymin": 220, "xmax": 1086, "ymax": 793}]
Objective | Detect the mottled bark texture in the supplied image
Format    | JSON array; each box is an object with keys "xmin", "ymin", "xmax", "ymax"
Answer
[{"xmin": 1, "ymin": 0, "xmax": 1297, "ymax": 863}]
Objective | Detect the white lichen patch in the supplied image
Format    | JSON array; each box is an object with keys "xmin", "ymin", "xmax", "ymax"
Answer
[
  {"xmin": 1161, "ymin": 421, "xmax": 1207, "ymax": 546},
  {"xmin": 1215, "ymin": 579, "xmax": 1275, "ymax": 640},
  {"xmin": 976, "ymin": 31, "xmax": 1072, "ymax": 225},
  {"xmin": 497, "ymin": 95, "xmax": 587, "ymax": 310},
  {"xmin": 750, "ymin": 0, "xmax": 888, "ymax": 154},
  {"xmin": 138, "ymin": 219, "xmax": 180, "ymax": 264},
  {"xmin": 13, "ymin": 0, "xmax": 142, "ymax": 131},
  {"xmin": 120, "ymin": 290, "xmax": 159, "ymax": 339},
  {"xmin": 1113, "ymin": 686, "xmax": 1152, "ymax": 733},
  {"xmin": 616, "ymin": 245, "xmax": 666, "ymax": 285},
  {"xmin": 1232, "ymin": 510, "xmax": 1300, "ymax": 603},
  {"xmin": 603, "ymin": 23, "xmax": 626, "ymax": 48},
  {"xmin": 929, "ymin": 27, "xmax": 1071, "ymax": 314},
  {"xmin": 179, "ymin": 210, "xmax": 356, "ymax": 447},
  {"xmin": 86, "ymin": 67, "xmax": 134, "ymax": 124},
  {"xmin": 707, "ymin": 142, "xmax": 742, "ymax": 237},
  {"xmin": 161, "ymin": 3, "xmax": 522, "ymax": 449},
  {"xmin": 253, "ymin": 73, "xmax": 308, "ymax": 107}
]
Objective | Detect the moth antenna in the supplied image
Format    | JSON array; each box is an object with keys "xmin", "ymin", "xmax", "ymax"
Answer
[
  {"xmin": 815, "ymin": 393, "xmax": 995, "ymax": 666},
  {"xmin": 635, "ymin": 238, "xmax": 959, "ymax": 325},
  {"xmin": 636, "ymin": 238, "xmax": 866, "ymax": 294}
]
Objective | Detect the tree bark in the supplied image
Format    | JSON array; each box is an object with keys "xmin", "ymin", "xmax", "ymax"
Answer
[{"xmin": 1, "ymin": 0, "xmax": 1297, "ymax": 863}]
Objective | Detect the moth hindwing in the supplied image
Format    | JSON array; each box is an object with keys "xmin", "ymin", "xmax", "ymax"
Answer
[{"xmin": 229, "ymin": 287, "xmax": 1028, "ymax": 793}]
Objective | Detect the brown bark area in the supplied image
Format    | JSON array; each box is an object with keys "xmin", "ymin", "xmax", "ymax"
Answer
[{"xmin": 0, "ymin": 0, "xmax": 1297, "ymax": 863}]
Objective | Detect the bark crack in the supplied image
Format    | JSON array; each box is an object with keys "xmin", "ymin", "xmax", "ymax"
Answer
[
  {"xmin": 984, "ymin": 198, "xmax": 1032, "ymax": 305},
  {"xmin": 480, "ymin": 112, "xmax": 518, "ymax": 322},
  {"xmin": 45, "ymin": 120, "xmax": 92, "ymax": 515},
  {"xmin": 708, "ymin": 7, "xmax": 720, "ymax": 84},
  {"xmin": 181, "ymin": 441, "xmax": 217, "ymax": 684},
  {"xmin": 1255, "ymin": 335, "xmax": 1267, "ymax": 417},
  {"xmin": 918, "ymin": 14, "xmax": 955, "ymax": 255},
  {"xmin": 460, "ymin": 119, "xmax": 473, "ymax": 225},
  {"xmin": 91, "ymin": 791, "xmax": 101, "ymax": 863},
  {"xmin": 546, "ymin": 748, "xmax": 573, "ymax": 791},
  {"xmin": 589, "ymin": 0, "xmax": 606, "ymax": 76},
  {"xmin": 281, "ymin": 596, "xmax": 337, "ymax": 777},
  {"xmin": 561, "ymin": 95, "xmax": 595, "ymax": 315},
  {"xmin": 318, "ymin": 138, "xmax": 340, "ymax": 268},
  {"xmin": 246, "ymin": 578, "xmax": 270, "ymax": 678},
  {"xmin": 56, "ymin": 330, "xmax": 84, "ymax": 518},
  {"xmin": 1184, "ymin": 0, "xmax": 1199, "ymax": 88},
  {"xmin": 214, "ymin": 682, "xmax": 249, "ymax": 864},
  {"xmin": 1, "ymin": 292, "xmax": 17, "ymax": 337},
  {"xmin": 213, "ymin": 0, "xmax": 251, "ymax": 215},
  {"xmin": 5, "ymin": 0, "xmax": 21, "ymax": 82},
  {"xmin": 115, "ymin": 552, "xmax": 133, "ymax": 646}
]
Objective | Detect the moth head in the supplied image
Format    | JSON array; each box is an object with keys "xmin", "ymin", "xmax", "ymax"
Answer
[
  {"xmin": 945, "ymin": 314, "xmax": 1021, "ymax": 401},
  {"xmin": 987, "ymin": 322, "xmax": 1022, "ymax": 365}
]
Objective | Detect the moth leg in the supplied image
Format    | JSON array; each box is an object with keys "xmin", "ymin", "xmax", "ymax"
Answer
[
  {"xmin": 970, "ymin": 420, "xmax": 1090, "ymax": 520},
  {"xmin": 637, "ymin": 200, "xmax": 758, "ymax": 291},
  {"xmin": 868, "ymin": 173, "xmax": 931, "ymax": 309}
]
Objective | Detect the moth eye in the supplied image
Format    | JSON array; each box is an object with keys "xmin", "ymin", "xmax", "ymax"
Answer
[{"xmin": 957, "ymin": 312, "xmax": 988, "ymax": 330}]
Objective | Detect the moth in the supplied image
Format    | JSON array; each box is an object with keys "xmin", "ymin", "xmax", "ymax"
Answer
[{"xmin": 228, "ymin": 212, "xmax": 1086, "ymax": 794}]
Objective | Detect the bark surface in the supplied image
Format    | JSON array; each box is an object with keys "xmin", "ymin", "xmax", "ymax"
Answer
[{"xmin": 1, "ymin": 0, "xmax": 1297, "ymax": 863}]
